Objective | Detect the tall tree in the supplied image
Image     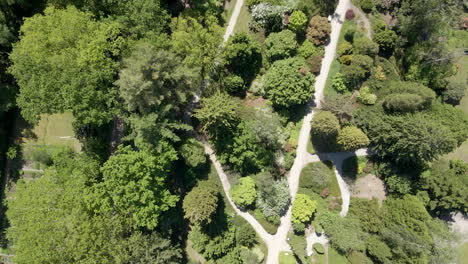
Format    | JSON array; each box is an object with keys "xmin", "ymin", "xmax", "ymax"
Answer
[
  {"xmin": 183, "ymin": 181, "xmax": 219, "ymax": 226},
  {"xmin": 9, "ymin": 6, "xmax": 125, "ymax": 126}
]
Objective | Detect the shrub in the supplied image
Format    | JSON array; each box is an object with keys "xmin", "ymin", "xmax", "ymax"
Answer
[
  {"xmin": 292, "ymin": 194, "xmax": 317, "ymax": 228},
  {"xmin": 357, "ymin": 86, "xmax": 377, "ymax": 105},
  {"xmin": 385, "ymin": 175, "xmax": 412, "ymax": 194},
  {"xmin": 332, "ymin": 73, "xmax": 347, "ymax": 93},
  {"xmin": 373, "ymin": 30, "xmax": 397, "ymax": 54},
  {"xmin": 298, "ymin": 40, "xmax": 317, "ymax": 58},
  {"xmin": 345, "ymin": 9, "xmax": 355, "ymax": 20},
  {"xmin": 383, "ymin": 93, "xmax": 426, "ymax": 113},
  {"xmin": 265, "ymin": 29, "xmax": 297, "ymax": 61},
  {"xmin": 443, "ymin": 81, "xmax": 465, "ymax": 105},
  {"xmin": 6, "ymin": 147, "xmax": 17, "ymax": 160},
  {"xmin": 306, "ymin": 15, "xmax": 331, "ymax": 45},
  {"xmin": 313, "ymin": 243, "xmax": 325, "ymax": 254},
  {"xmin": 250, "ymin": 3, "xmax": 286, "ymax": 31},
  {"xmin": 223, "ymin": 75, "xmax": 245, "ymax": 94},
  {"xmin": 341, "ymin": 63, "xmax": 367, "ymax": 88},
  {"xmin": 311, "ymin": 111, "xmax": 340, "ymax": 138},
  {"xmin": 344, "ymin": 26, "xmax": 357, "ymax": 42},
  {"xmin": 372, "ymin": 65, "xmax": 387, "ymax": 80},
  {"xmin": 337, "ymin": 41, "xmax": 353, "ymax": 57},
  {"xmin": 236, "ymin": 222, "xmax": 257, "ymax": 247},
  {"xmin": 339, "ymin": 54, "xmax": 353, "ymax": 65},
  {"xmin": 337, "ymin": 126, "xmax": 370, "ymax": 150},
  {"xmin": 381, "ymin": 81, "xmax": 436, "ymax": 112},
  {"xmin": 230, "ymin": 177, "xmax": 257, "ymax": 208},
  {"xmin": 292, "ymin": 221, "xmax": 306, "ymax": 233},
  {"xmin": 306, "ymin": 55, "xmax": 323, "ymax": 74},
  {"xmin": 360, "ymin": 0, "xmax": 374, "ymax": 13},
  {"xmin": 353, "ymin": 38, "xmax": 379, "ymax": 57},
  {"xmin": 288, "ymin": 10, "xmax": 308, "ymax": 33},
  {"xmin": 257, "ymin": 179, "xmax": 291, "ymax": 218},
  {"xmin": 223, "ymin": 32, "xmax": 262, "ymax": 82},
  {"xmin": 264, "ymin": 57, "xmax": 315, "ymax": 107},
  {"xmin": 180, "ymin": 138, "xmax": 207, "ymax": 168}
]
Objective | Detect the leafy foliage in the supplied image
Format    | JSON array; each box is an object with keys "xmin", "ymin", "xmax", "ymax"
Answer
[
  {"xmin": 183, "ymin": 181, "xmax": 219, "ymax": 226},
  {"xmin": 265, "ymin": 29, "xmax": 297, "ymax": 61},
  {"xmin": 318, "ymin": 212, "xmax": 366, "ymax": 253},
  {"xmin": 357, "ymin": 86, "xmax": 377, "ymax": 105},
  {"xmin": 264, "ymin": 57, "xmax": 315, "ymax": 107},
  {"xmin": 311, "ymin": 111, "xmax": 340, "ymax": 138},
  {"xmin": 9, "ymin": 6, "xmax": 124, "ymax": 126},
  {"xmin": 321, "ymin": 94, "xmax": 355, "ymax": 124},
  {"xmin": 337, "ymin": 126, "xmax": 369, "ymax": 150},
  {"xmin": 292, "ymin": 194, "xmax": 317, "ymax": 230},
  {"xmin": 288, "ymin": 10, "xmax": 308, "ymax": 33},
  {"xmin": 306, "ymin": 15, "xmax": 331, "ymax": 45},
  {"xmin": 256, "ymin": 177, "xmax": 291, "ymax": 218},
  {"xmin": 180, "ymin": 138, "xmax": 207, "ymax": 168},
  {"xmin": 230, "ymin": 176, "xmax": 257, "ymax": 208},
  {"xmin": 223, "ymin": 32, "xmax": 262, "ymax": 82},
  {"xmin": 443, "ymin": 81, "xmax": 465, "ymax": 105}
]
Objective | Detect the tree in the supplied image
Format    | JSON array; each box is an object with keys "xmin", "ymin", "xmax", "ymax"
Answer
[
  {"xmin": 306, "ymin": 15, "xmax": 331, "ymax": 45},
  {"xmin": 91, "ymin": 146, "xmax": 179, "ymax": 229},
  {"xmin": 298, "ymin": 40, "xmax": 317, "ymax": 58},
  {"xmin": 265, "ymin": 29, "xmax": 297, "ymax": 61},
  {"xmin": 331, "ymin": 73, "xmax": 347, "ymax": 93},
  {"xmin": 223, "ymin": 75, "xmax": 246, "ymax": 94},
  {"xmin": 230, "ymin": 177, "xmax": 257, "ymax": 208},
  {"xmin": 263, "ymin": 57, "xmax": 315, "ymax": 107},
  {"xmin": 115, "ymin": 41, "xmax": 197, "ymax": 115},
  {"xmin": 341, "ymin": 63, "xmax": 367, "ymax": 89},
  {"xmin": 321, "ymin": 94, "xmax": 355, "ymax": 124},
  {"xmin": 288, "ymin": 10, "xmax": 308, "ymax": 33},
  {"xmin": 366, "ymin": 235, "xmax": 392, "ymax": 263},
  {"xmin": 171, "ymin": 15, "xmax": 223, "ymax": 78},
  {"xmin": 337, "ymin": 126, "xmax": 369, "ymax": 150},
  {"xmin": 424, "ymin": 102, "xmax": 468, "ymax": 145},
  {"xmin": 7, "ymin": 152, "xmax": 182, "ymax": 263},
  {"xmin": 256, "ymin": 178, "xmax": 291, "ymax": 218},
  {"xmin": 183, "ymin": 182, "xmax": 219, "ymax": 226},
  {"xmin": 356, "ymin": 86, "xmax": 377, "ymax": 105},
  {"xmin": 180, "ymin": 138, "xmax": 206, "ymax": 168},
  {"xmin": 317, "ymin": 212, "xmax": 366, "ymax": 253},
  {"xmin": 311, "ymin": 111, "xmax": 340, "ymax": 138},
  {"xmin": 242, "ymin": 106, "xmax": 286, "ymax": 149},
  {"xmin": 9, "ymin": 6, "xmax": 124, "ymax": 126},
  {"xmin": 420, "ymin": 159, "xmax": 468, "ymax": 214},
  {"xmin": 292, "ymin": 194, "xmax": 317, "ymax": 226},
  {"xmin": 353, "ymin": 37, "xmax": 379, "ymax": 57},
  {"xmin": 443, "ymin": 81, "xmax": 465, "ymax": 105},
  {"xmin": 373, "ymin": 29, "xmax": 397, "ymax": 54},
  {"xmin": 381, "ymin": 81, "xmax": 436, "ymax": 113},
  {"xmin": 222, "ymin": 32, "xmax": 262, "ymax": 82},
  {"xmin": 360, "ymin": 0, "xmax": 374, "ymax": 12},
  {"xmin": 194, "ymin": 92, "xmax": 240, "ymax": 138}
]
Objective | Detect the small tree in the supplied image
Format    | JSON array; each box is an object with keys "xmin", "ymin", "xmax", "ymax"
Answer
[
  {"xmin": 183, "ymin": 182, "xmax": 218, "ymax": 226},
  {"xmin": 288, "ymin": 10, "xmax": 308, "ymax": 33},
  {"xmin": 223, "ymin": 32, "xmax": 262, "ymax": 82},
  {"xmin": 298, "ymin": 40, "xmax": 317, "ymax": 58},
  {"xmin": 360, "ymin": 0, "xmax": 374, "ymax": 13},
  {"xmin": 337, "ymin": 126, "xmax": 370, "ymax": 150},
  {"xmin": 263, "ymin": 57, "xmax": 315, "ymax": 107},
  {"xmin": 265, "ymin": 29, "xmax": 298, "ymax": 61},
  {"xmin": 306, "ymin": 15, "xmax": 331, "ymax": 45},
  {"xmin": 180, "ymin": 138, "xmax": 206, "ymax": 168},
  {"xmin": 223, "ymin": 75, "xmax": 246, "ymax": 94},
  {"xmin": 311, "ymin": 111, "xmax": 340, "ymax": 138},
  {"xmin": 373, "ymin": 30, "xmax": 397, "ymax": 54},
  {"xmin": 357, "ymin": 86, "xmax": 377, "ymax": 105},
  {"xmin": 331, "ymin": 73, "xmax": 347, "ymax": 93},
  {"xmin": 230, "ymin": 177, "xmax": 257, "ymax": 208},
  {"xmin": 292, "ymin": 194, "xmax": 317, "ymax": 232},
  {"xmin": 345, "ymin": 9, "xmax": 355, "ymax": 20},
  {"xmin": 353, "ymin": 37, "xmax": 379, "ymax": 57}
]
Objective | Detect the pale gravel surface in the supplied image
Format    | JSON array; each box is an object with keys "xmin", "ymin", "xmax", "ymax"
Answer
[
  {"xmin": 223, "ymin": 0, "xmax": 244, "ymax": 42},
  {"xmin": 306, "ymin": 230, "xmax": 329, "ymax": 256}
]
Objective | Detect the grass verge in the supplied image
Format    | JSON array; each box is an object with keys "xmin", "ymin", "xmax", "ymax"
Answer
[
  {"xmin": 234, "ymin": 3, "xmax": 250, "ymax": 33},
  {"xmin": 328, "ymin": 247, "xmax": 350, "ymax": 264},
  {"xmin": 279, "ymin": 251, "xmax": 296, "ymax": 264},
  {"xmin": 249, "ymin": 209, "xmax": 279, "ymax": 235}
]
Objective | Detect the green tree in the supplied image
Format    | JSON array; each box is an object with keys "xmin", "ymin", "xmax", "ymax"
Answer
[
  {"xmin": 263, "ymin": 57, "xmax": 315, "ymax": 107},
  {"xmin": 256, "ymin": 178, "xmax": 291, "ymax": 218},
  {"xmin": 366, "ymin": 235, "xmax": 392, "ymax": 263},
  {"xmin": 9, "ymin": 6, "xmax": 125, "ymax": 126},
  {"xmin": 420, "ymin": 159, "xmax": 468, "ymax": 214},
  {"xmin": 306, "ymin": 15, "xmax": 331, "ymax": 45},
  {"xmin": 337, "ymin": 126, "xmax": 369, "ymax": 150},
  {"xmin": 183, "ymin": 182, "xmax": 219, "ymax": 226},
  {"xmin": 288, "ymin": 10, "xmax": 308, "ymax": 33},
  {"xmin": 194, "ymin": 92, "xmax": 240, "ymax": 138},
  {"xmin": 91, "ymin": 146, "xmax": 179, "ymax": 229},
  {"xmin": 331, "ymin": 73, "xmax": 347, "ymax": 93},
  {"xmin": 171, "ymin": 15, "xmax": 223, "ymax": 78},
  {"xmin": 223, "ymin": 32, "xmax": 262, "ymax": 82},
  {"xmin": 292, "ymin": 194, "xmax": 317, "ymax": 226},
  {"xmin": 373, "ymin": 29, "xmax": 397, "ymax": 54},
  {"xmin": 317, "ymin": 212, "xmax": 366, "ymax": 253},
  {"xmin": 116, "ymin": 41, "xmax": 197, "ymax": 115},
  {"xmin": 321, "ymin": 94, "xmax": 355, "ymax": 124},
  {"xmin": 424, "ymin": 102, "xmax": 468, "ymax": 145},
  {"xmin": 265, "ymin": 29, "xmax": 297, "ymax": 61},
  {"xmin": 311, "ymin": 111, "xmax": 340, "ymax": 138},
  {"xmin": 443, "ymin": 81, "xmax": 465, "ymax": 105},
  {"xmin": 230, "ymin": 176, "xmax": 257, "ymax": 208},
  {"xmin": 298, "ymin": 39, "xmax": 317, "ymax": 58},
  {"xmin": 180, "ymin": 138, "xmax": 207, "ymax": 168},
  {"xmin": 353, "ymin": 37, "xmax": 379, "ymax": 57},
  {"xmin": 356, "ymin": 86, "xmax": 377, "ymax": 105},
  {"xmin": 341, "ymin": 63, "xmax": 367, "ymax": 89}
]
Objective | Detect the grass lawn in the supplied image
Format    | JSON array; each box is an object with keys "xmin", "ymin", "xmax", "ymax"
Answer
[
  {"xmin": 324, "ymin": 59, "xmax": 341, "ymax": 96},
  {"xmin": 307, "ymin": 135, "xmax": 315, "ymax": 154},
  {"xmin": 234, "ymin": 3, "xmax": 250, "ymax": 33},
  {"xmin": 458, "ymin": 242, "xmax": 468, "ymax": 264},
  {"xmin": 22, "ymin": 112, "xmax": 81, "ymax": 152},
  {"xmin": 300, "ymin": 161, "xmax": 340, "ymax": 197},
  {"xmin": 328, "ymin": 247, "xmax": 350, "ymax": 264},
  {"xmin": 222, "ymin": 0, "xmax": 238, "ymax": 26},
  {"xmin": 249, "ymin": 209, "xmax": 279, "ymax": 234},
  {"xmin": 279, "ymin": 251, "xmax": 296, "ymax": 264}
]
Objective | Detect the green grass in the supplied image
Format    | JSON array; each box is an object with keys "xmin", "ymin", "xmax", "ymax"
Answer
[
  {"xmin": 23, "ymin": 112, "xmax": 81, "ymax": 152},
  {"xmin": 300, "ymin": 161, "xmax": 340, "ymax": 197},
  {"xmin": 458, "ymin": 242, "xmax": 468, "ymax": 264},
  {"xmin": 279, "ymin": 251, "xmax": 296, "ymax": 264},
  {"xmin": 328, "ymin": 247, "xmax": 350, "ymax": 264},
  {"xmin": 233, "ymin": 3, "xmax": 251, "ymax": 34},
  {"xmin": 324, "ymin": 59, "xmax": 341, "ymax": 96},
  {"xmin": 222, "ymin": 0, "xmax": 238, "ymax": 26},
  {"xmin": 307, "ymin": 135, "xmax": 315, "ymax": 154}
]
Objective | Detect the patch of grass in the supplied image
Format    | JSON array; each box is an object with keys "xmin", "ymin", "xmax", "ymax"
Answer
[
  {"xmin": 234, "ymin": 3, "xmax": 251, "ymax": 34},
  {"xmin": 311, "ymin": 251, "xmax": 327, "ymax": 264},
  {"xmin": 23, "ymin": 112, "xmax": 81, "ymax": 152},
  {"xmin": 250, "ymin": 209, "xmax": 279, "ymax": 235},
  {"xmin": 324, "ymin": 59, "xmax": 341, "ymax": 96},
  {"xmin": 289, "ymin": 232, "xmax": 309, "ymax": 263},
  {"xmin": 279, "ymin": 251, "xmax": 296, "ymax": 264},
  {"xmin": 287, "ymin": 120, "xmax": 303, "ymax": 149},
  {"xmin": 222, "ymin": 0, "xmax": 238, "ymax": 26},
  {"xmin": 458, "ymin": 242, "xmax": 468, "ymax": 264},
  {"xmin": 307, "ymin": 136, "xmax": 315, "ymax": 154},
  {"xmin": 342, "ymin": 156, "xmax": 370, "ymax": 180},
  {"xmin": 328, "ymin": 247, "xmax": 350, "ymax": 264}
]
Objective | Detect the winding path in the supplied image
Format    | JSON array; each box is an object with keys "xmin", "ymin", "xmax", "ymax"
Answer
[{"xmin": 200, "ymin": 0, "xmax": 371, "ymax": 263}]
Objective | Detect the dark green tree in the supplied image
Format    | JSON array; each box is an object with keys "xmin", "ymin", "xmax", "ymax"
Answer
[
  {"xmin": 223, "ymin": 32, "xmax": 262, "ymax": 82},
  {"xmin": 311, "ymin": 111, "xmax": 340, "ymax": 138},
  {"xmin": 265, "ymin": 29, "xmax": 297, "ymax": 61},
  {"xmin": 183, "ymin": 182, "xmax": 219, "ymax": 226}
]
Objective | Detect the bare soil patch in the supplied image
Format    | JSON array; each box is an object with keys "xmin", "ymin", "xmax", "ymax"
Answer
[{"xmin": 351, "ymin": 174, "xmax": 386, "ymax": 204}]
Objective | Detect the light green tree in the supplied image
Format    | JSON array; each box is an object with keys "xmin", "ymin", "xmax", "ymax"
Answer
[
  {"xmin": 311, "ymin": 111, "xmax": 340, "ymax": 138},
  {"xmin": 288, "ymin": 11, "xmax": 308, "ymax": 33},
  {"xmin": 230, "ymin": 177, "xmax": 257, "ymax": 208},
  {"xmin": 292, "ymin": 194, "xmax": 317, "ymax": 225},
  {"xmin": 265, "ymin": 29, "xmax": 298, "ymax": 61},
  {"xmin": 337, "ymin": 126, "xmax": 369, "ymax": 150},
  {"xmin": 9, "ymin": 6, "xmax": 125, "ymax": 126}
]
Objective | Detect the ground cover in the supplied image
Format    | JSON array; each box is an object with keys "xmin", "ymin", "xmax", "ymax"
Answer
[
  {"xmin": 300, "ymin": 161, "xmax": 341, "ymax": 197},
  {"xmin": 279, "ymin": 251, "xmax": 296, "ymax": 264},
  {"xmin": 328, "ymin": 247, "xmax": 350, "ymax": 264},
  {"xmin": 233, "ymin": 3, "xmax": 250, "ymax": 33}
]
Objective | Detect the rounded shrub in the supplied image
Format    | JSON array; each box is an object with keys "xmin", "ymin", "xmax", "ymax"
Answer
[
  {"xmin": 313, "ymin": 243, "xmax": 325, "ymax": 254},
  {"xmin": 345, "ymin": 9, "xmax": 355, "ymax": 20}
]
